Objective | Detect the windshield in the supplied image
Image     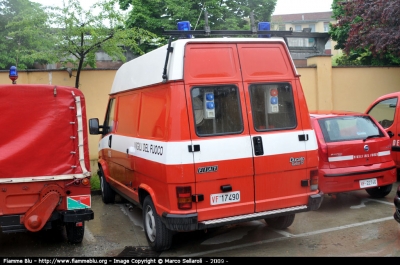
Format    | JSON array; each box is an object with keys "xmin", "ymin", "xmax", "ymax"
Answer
[{"xmin": 317, "ymin": 116, "xmax": 384, "ymax": 143}]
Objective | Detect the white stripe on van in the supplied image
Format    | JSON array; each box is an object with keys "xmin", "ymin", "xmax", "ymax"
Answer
[{"xmin": 99, "ymin": 130, "xmax": 317, "ymax": 165}]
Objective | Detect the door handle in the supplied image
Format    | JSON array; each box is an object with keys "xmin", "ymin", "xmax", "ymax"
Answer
[
  {"xmin": 108, "ymin": 135, "xmax": 112, "ymax": 148},
  {"xmin": 253, "ymin": 136, "xmax": 264, "ymax": 156}
]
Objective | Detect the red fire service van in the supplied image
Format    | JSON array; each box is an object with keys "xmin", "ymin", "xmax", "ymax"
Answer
[
  {"xmin": 0, "ymin": 67, "xmax": 94, "ymax": 243},
  {"xmin": 89, "ymin": 22, "xmax": 324, "ymax": 251}
]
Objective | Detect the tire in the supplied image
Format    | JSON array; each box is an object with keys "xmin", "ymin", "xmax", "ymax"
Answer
[
  {"xmin": 99, "ymin": 167, "xmax": 115, "ymax": 204},
  {"xmin": 142, "ymin": 196, "xmax": 172, "ymax": 251},
  {"xmin": 265, "ymin": 214, "xmax": 295, "ymax": 229},
  {"xmin": 365, "ymin": 184, "xmax": 392, "ymax": 198},
  {"xmin": 66, "ymin": 222, "xmax": 85, "ymax": 244}
]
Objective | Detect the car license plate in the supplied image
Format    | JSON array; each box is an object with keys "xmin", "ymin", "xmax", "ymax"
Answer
[
  {"xmin": 210, "ymin": 191, "xmax": 240, "ymax": 205},
  {"xmin": 359, "ymin": 178, "xmax": 378, "ymax": 188}
]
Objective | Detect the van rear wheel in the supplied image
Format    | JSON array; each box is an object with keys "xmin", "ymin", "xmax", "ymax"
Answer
[
  {"xmin": 143, "ymin": 196, "xmax": 172, "ymax": 251},
  {"xmin": 99, "ymin": 167, "xmax": 115, "ymax": 204},
  {"xmin": 265, "ymin": 214, "xmax": 295, "ymax": 229},
  {"xmin": 366, "ymin": 184, "xmax": 392, "ymax": 198}
]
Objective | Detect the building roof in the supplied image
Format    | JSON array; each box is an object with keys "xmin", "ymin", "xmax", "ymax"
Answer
[{"xmin": 272, "ymin": 11, "xmax": 334, "ymax": 24}]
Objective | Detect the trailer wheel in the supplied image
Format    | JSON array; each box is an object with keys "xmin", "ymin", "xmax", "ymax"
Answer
[
  {"xmin": 143, "ymin": 196, "xmax": 172, "ymax": 251},
  {"xmin": 66, "ymin": 222, "xmax": 85, "ymax": 244},
  {"xmin": 366, "ymin": 184, "xmax": 392, "ymax": 198},
  {"xmin": 99, "ymin": 167, "xmax": 115, "ymax": 204},
  {"xmin": 265, "ymin": 214, "xmax": 295, "ymax": 230}
]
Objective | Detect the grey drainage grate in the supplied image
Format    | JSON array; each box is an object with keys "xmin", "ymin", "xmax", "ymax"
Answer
[{"xmin": 117, "ymin": 246, "xmax": 161, "ymax": 257}]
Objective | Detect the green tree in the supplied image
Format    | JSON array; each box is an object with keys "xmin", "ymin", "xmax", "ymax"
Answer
[
  {"xmin": 330, "ymin": 0, "xmax": 400, "ymax": 66},
  {"xmin": 0, "ymin": 0, "xmax": 56, "ymax": 70},
  {"xmin": 119, "ymin": 0, "xmax": 277, "ymax": 52},
  {"xmin": 49, "ymin": 0, "xmax": 155, "ymax": 88}
]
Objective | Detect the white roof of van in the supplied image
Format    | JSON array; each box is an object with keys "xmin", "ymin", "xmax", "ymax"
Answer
[{"xmin": 110, "ymin": 38, "xmax": 296, "ymax": 94}]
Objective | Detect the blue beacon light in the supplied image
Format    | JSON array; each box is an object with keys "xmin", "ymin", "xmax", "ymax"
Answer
[
  {"xmin": 258, "ymin": 22, "xmax": 271, "ymax": 38},
  {"xmin": 177, "ymin": 21, "xmax": 192, "ymax": 38},
  {"xmin": 9, "ymin": 66, "xmax": 18, "ymax": 84}
]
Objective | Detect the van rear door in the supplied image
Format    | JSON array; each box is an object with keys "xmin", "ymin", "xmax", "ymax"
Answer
[
  {"xmin": 237, "ymin": 43, "xmax": 313, "ymax": 212},
  {"xmin": 184, "ymin": 43, "xmax": 255, "ymax": 222}
]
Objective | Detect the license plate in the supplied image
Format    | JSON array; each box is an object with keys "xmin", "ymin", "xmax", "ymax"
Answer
[
  {"xmin": 359, "ymin": 178, "xmax": 378, "ymax": 188},
  {"xmin": 210, "ymin": 191, "xmax": 240, "ymax": 205}
]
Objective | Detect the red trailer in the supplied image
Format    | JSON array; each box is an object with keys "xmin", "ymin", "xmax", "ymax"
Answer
[{"xmin": 0, "ymin": 70, "xmax": 93, "ymax": 243}]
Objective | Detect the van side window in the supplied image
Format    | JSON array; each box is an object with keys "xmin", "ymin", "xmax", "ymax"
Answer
[
  {"xmin": 191, "ymin": 85, "xmax": 243, "ymax": 136},
  {"xmin": 249, "ymin": 83, "xmax": 296, "ymax": 131},
  {"xmin": 103, "ymin": 98, "xmax": 116, "ymax": 135},
  {"xmin": 367, "ymin": 97, "xmax": 397, "ymax": 128}
]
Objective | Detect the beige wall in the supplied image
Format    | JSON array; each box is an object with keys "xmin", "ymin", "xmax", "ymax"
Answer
[{"xmin": 1, "ymin": 61, "xmax": 400, "ymax": 169}]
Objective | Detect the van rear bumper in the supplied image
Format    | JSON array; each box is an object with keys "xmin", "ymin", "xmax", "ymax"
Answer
[{"xmin": 162, "ymin": 193, "xmax": 323, "ymax": 231}]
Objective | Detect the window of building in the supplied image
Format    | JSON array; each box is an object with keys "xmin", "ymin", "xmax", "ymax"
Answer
[
  {"xmin": 295, "ymin": 25, "xmax": 302, "ymax": 32},
  {"xmin": 308, "ymin": 24, "xmax": 315, "ymax": 32},
  {"xmin": 324, "ymin": 23, "xmax": 330, "ymax": 32},
  {"xmin": 325, "ymin": 39, "xmax": 331, "ymax": 49}
]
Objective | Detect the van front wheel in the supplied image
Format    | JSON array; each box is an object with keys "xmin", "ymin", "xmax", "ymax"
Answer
[
  {"xmin": 265, "ymin": 214, "xmax": 295, "ymax": 230},
  {"xmin": 99, "ymin": 167, "xmax": 115, "ymax": 204},
  {"xmin": 143, "ymin": 196, "xmax": 172, "ymax": 251}
]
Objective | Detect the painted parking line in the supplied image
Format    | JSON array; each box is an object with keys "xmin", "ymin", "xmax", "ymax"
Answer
[{"xmin": 177, "ymin": 216, "xmax": 393, "ymax": 257}]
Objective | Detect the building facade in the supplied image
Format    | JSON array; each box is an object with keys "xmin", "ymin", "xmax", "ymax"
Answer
[{"xmin": 272, "ymin": 11, "xmax": 339, "ymax": 66}]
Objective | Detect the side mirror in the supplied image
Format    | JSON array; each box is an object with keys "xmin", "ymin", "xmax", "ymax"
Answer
[
  {"xmin": 387, "ymin": 131, "xmax": 394, "ymax": 138},
  {"xmin": 89, "ymin": 118, "xmax": 100, "ymax": 135}
]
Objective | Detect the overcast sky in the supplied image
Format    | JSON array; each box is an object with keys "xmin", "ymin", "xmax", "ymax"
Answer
[{"xmin": 31, "ymin": 0, "xmax": 333, "ymax": 15}]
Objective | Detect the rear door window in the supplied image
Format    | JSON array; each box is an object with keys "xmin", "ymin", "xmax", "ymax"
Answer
[
  {"xmin": 249, "ymin": 83, "xmax": 297, "ymax": 131},
  {"xmin": 191, "ymin": 85, "xmax": 243, "ymax": 136},
  {"xmin": 318, "ymin": 116, "xmax": 384, "ymax": 142}
]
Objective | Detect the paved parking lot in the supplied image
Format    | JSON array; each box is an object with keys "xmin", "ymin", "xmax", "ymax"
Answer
[{"xmin": 1, "ymin": 182, "xmax": 399, "ymax": 257}]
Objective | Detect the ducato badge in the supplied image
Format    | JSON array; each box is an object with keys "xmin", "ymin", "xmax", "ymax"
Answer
[
  {"xmin": 364, "ymin": 145, "xmax": 369, "ymax": 152},
  {"xmin": 290, "ymin": 157, "xmax": 305, "ymax": 166}
]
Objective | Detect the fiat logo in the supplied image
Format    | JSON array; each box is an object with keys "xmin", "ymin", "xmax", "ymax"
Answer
[{"xmin": 364, "ymin": 145, "xmax": 369, "ymax": 152}]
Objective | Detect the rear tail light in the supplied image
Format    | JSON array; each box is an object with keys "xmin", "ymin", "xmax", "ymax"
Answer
[
  {"xmin": 319, "ymin": 142, "xmax": 329, "ymax": 162},
  {"xmin": 73, "ymin": 177, "xmax": 90, "ymax": 186},
  {"xmin": 310, "ymin": 169, "xmax": 319, "ymax": 191},
  {"xmin": 81, "ymin": 178, "xmax": 90, "ymax": 186},
  {"xmin": 176, "ymin": 186, "xmax": 192, "ymax": 210}
]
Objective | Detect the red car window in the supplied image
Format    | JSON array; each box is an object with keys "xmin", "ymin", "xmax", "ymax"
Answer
[{"xmin": 317, "ymin": 116, "xmax": 384, "ymax": 142}]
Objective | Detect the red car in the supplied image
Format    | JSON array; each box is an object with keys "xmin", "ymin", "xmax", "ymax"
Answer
[{"xmin": 310, "ymin": 111, "xmax": 396, "ymax": 198}]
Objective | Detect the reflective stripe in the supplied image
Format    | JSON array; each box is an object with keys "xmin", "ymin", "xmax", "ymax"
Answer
[
  {"xmin": 328, "ymin": 155, "xmax": 354, "ymax": 162},
  {"xmin": 328, "ymin": 150, "xmax": 391, "ymax": 162},
  {"xmin": 0, "ymin": 174, "xmax": 88, "ymax": 184},
  {"xmin": 100, "ymin": 130, "xmax": 317, "ymax": 165},
  {"xmin": 378, "ymin": 151, "xmax": 391, "ymax": 156},
  {"xmin": 74, "ymin": 95, "xmax": 90, "ymax": 177}
]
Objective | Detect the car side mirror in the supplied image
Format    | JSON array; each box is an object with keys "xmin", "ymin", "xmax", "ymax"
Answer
[
  {"xmin": 387, "ymin": 131, "xmax": 394, "ymax": 138},
  {"xmin": 89, "ymin": 118, "xmax": 100, "ymax": 135}
]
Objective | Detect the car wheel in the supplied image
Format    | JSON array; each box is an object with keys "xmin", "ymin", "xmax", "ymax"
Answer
[
  {"xmin": 142, "ymin": 196, "xmax": 172, "ymax": 251},
  {"xmin": 65, "ymin": 222, "xmax": 85, "ymax": 244},
  {"xmin": 365, "ymin": 184, "xmax": 392, "ymax": 198},
  {"xmin": 265, "ymin": 214, "xmax": 295, "ymax": 229},
  {"xmin": 99, "ymin": 167, "xmax": 115, "ymax": 204}
]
